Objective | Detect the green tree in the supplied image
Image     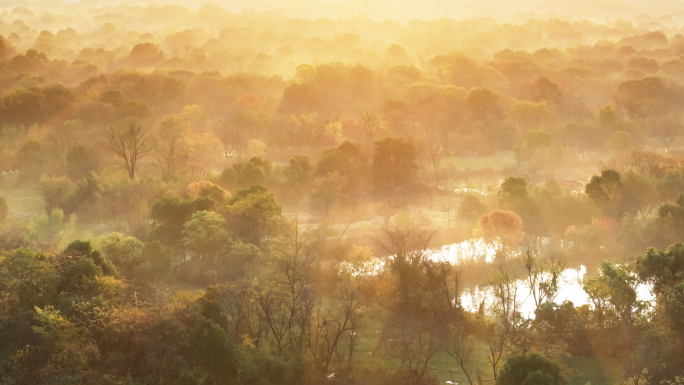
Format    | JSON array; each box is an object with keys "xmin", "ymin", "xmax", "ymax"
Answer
[
  {"xmin": 148, "ymin": 195, "xmax": 214, "ymax": 250},
  {"xmin": 583, "ymin": 261, "xmax": 639, "ymax": 327},
  {"xmin": 0, "ymin": 195, "xmax": 7, "ymax": 222},
  {"xmin": 16, "ymin": 140, "xmax": 46, "ymax": 180},
  {"xmin": 237, "ymin": 157, "xmax": 271, "ymax": 187},
  {"xmin": 497, "ymin": 353, "xmax": 562, "ymax": 385},
  {"xmin": 636, "ymin": 243, "xmax": 684, "ymax": 297},
  {"xmin": 606, "ymin": 131, "xmax": 633, "ymax": 153},
  {"xmin": 498, "ymin": 177, "xmax": 530, "ymax": 210},
  {"xmin": 656, "ymin": 195, "xmax": 684, "ymax": 240},
  {"xmin": 459, "ymin": 193, "xmax": 486, "ymax": 225},
  {"xmin": 183, "ymin": 210, "xmax": 230, "ymax": 262},
  {"xmin": 585, "ymin": 169, "xmax": 622, "ymax": 203},
  {"xmin": 218, "ymin": 166, "xmax": 239, "ymax": 190},
  {"xmin": 65, "ymin": 144, "xmax": 101, "ymax": 180},
  {"xmin": 9, "ymin": 306, "xmax": 99, "ymax": 383},
  {"xmin": 284, "ymin": 155, "xmax": 314, "ymax": 194},
  {"xmin": 513, "ymin": 130, "xmax": 552, "ymax": 166},
  {"xmin": 373, "ymin": 137, "xmax": 417, "ymax": 193},
  {"xmin": 468, "ymin": 87, "xmax": 499, "ymax": 119},
  {"xmin": 600, "ymin": 106, "xmax": 618, "ymax": 127},
  {"xmin": 224, "ymin": 184, "xmax": 281, "ymax": 245}
]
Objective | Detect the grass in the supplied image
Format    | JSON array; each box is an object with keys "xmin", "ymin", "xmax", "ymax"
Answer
[
  {"xmin": 1, "ymin": 184, "xmax": 45, "ymax": 221},
  {"xmin": 1, "ymin": 184, "xmax": 112, "ymax": 243},
  {"xmin": 353, "ymin": 324, "xmax": 624, "ymax": 385},
  {"xmin": 563, "ymin": 355, "xmax": 623, "ymax": 385},
  {"xmin": 444, "ymin": 151, "xmax": 516, "ymax": 172}
]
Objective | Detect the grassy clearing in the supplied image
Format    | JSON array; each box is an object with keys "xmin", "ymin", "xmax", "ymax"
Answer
[
  {"xmin": 563, "ymin": 355, "xmax": 623, "ymax": 385},
  {"xmin": 1, "ymin": 184, "xmax": 112, "ymax": 243},
  {"xmin": 353, "ymin": 325, "xmax": 623, "ymax": 385},
  {"xmin": 1, "ymin": 184, "xmax": 45, "ymax": 221},
  {"xmin": 444, "ymin": 151, "xmax": 517, "ymax": 172}
]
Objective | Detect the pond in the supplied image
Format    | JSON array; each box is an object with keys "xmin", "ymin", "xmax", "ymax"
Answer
[
  {"xmin": 459, "ymin": 265, "xmax": 654, "ymax": 318},
  {"xmin": 428, "ymin": 239, "xmax": 654, "ymax": 318}
]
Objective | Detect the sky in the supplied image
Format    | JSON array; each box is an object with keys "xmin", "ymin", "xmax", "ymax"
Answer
[{"xmin": 177, "ymin": 0, "xmax": 684, "ymax": 21}]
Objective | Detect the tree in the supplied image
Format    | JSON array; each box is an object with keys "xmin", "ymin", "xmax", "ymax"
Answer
[
  {"xmin": 373, "ymin": 137, "xmax": 417, "ymax": 193},
  {"xmin": 583, "ymin": 261, "xmax": 639, "ymax": 328},
  {"xmin": 284, "ymin": 155, "xmax": 314, "ymax": 195},
  {"xmin": 460, "ymin": 193, "xmax": 487, "ymax": 225},
  {"xmin": 655, "ymin": 115, "xmax": 682, "ymax": 151},
  {"xmin": 360, "ymin": 108, "xmax": 386, "ymax": 144},
  {"xmin": 606, "ymin": 131, "xmax": 633, "ymax": 153},
  {"xmin": 496, "ymin": 353, "xmax": 563, "ymax": 385},
  {"xmin": 16, "ymin": 140, "xmax": 46, "ymax": 180},
  {"xmin": 447, "ymin": 325, "xmax": 477, "ymax": 385},
  {"xmin": 218, "ymin": 166, "xmax": 239, "ymax": 190},
  {"xmin": 214, "ymin": 117, "xmax": 246, "ymax": 160},
  {"xmin": 380, "ymin": 320, "xmax": 441, "ymax": 381},
  {"xmin": 585, "ymin": 169, "xmax": 622, "ymax": 203},
  {"xmin": 498, "ymin": 177, "xmax": 530, "ymax": 210},
  {"xmin": 523, "ymin": 250, "xmax": 564, "ymax": 309},
  {"xmin": 106, "ymin": 119, "xmax": 154, "ymax": 179},
  {"xmin": 513, "ymin": 130, "xmax": 552, "ymax": 166},
  {"xmin": 600, "ymin": 106, "xmax": 618, "ymax": 127},
  {"xmin": 467, "ymin": 87, "xmax": 499, "ymax": 119},
  {"xmin": 656, "ymin": 195, "xmax": 684, "ymax": 240},
  {"xmin": 533, "ymin": 301, "xmax": 590, "ymax": 357},
  {"xmin": 477, "ymin": 210, "xmax": 525, "ymax": 257},
  {"xmin": 10, "ymin": 306, "xmax": 100, "ymax": 383},
  {"xmin": 224, "ymin": 185, "xmax": 281, "ymax": 245},
  {"xmin": 280, "ymin": 83, "xmax": 319, "ymax": 114},
  {"xmin": 0, "ymin": 195, "xmax": 7, "ymax": 222},
  {"xmin": 65, "ymin": 145, "xmax": 101, "ymax": 180},
  {"xmin": 129, "ymin": 42, "xmax": 165, "ymax": 65},
  {"xmin": 153, "ymin": 116, "xmax": 189, "ymax": 178},
  {"xmin": 311, "ymin": 171, "xmax": 347, "ymax": 220},
  {"xmin": 183, "ymin": 210, "xmax": 230, "ymax": 263},
  {"xmin": 237, "ymin": 157, "xmax": 271, "ymax": 187},
  {"xmin": 636, "ymin": 243, "xmax": 684, "ymax": 297},
  {"xmin": 315, "ymin": 283, "xmax": 368, "ymax": 377},
  {"xmin": 148, "ymin": 195, "xmax": 214, "ymax": 250}
]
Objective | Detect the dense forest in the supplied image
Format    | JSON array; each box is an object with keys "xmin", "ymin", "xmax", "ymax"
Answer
[{"xmin": 0, "ymin": 1, "xmax": 684, "ymax": 385}]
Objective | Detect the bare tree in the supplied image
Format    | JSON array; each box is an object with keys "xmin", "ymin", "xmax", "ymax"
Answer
[
  {"xmin": 655, "ymin": 116, "xmax": 682, "ymax": 151},
  {"xmin": 360, "ymin": 108, "xmax": 385, "ymax": 144},
  {"xmin": 311, "ymin": 172, "xmax": 347, "ymax": 220},
  {"xmin": 523, "ymin": 248, "xmax": 564, "ymax": 309},
  {"xmin": 371, "ymin": 198, "xmax": 407, "ymax": 227},
  {"xmin": 338, "ymin": 189, "xmax": 366, "ymax": 241},
  {"xmin": 374, "ymin": 226, "xmax": 436, "ymax": 265},
  {"xmin": 214, "ymin": 118, "xmax": 245, "ymax": 160},
  {"xmin": 153, "ymin": 123, "xmax": 188, "ymax": 178},
  {"xmin": 487, "ymin": 269, "xmax": 519, "ymax": 381},
  {"xmin": 314, "ymin": 283, "xmax": 367, "ymax": 377},
  {"xmin": 487, "ymin": 325, "xmax": 509, "ymax": 382},
  {"xmin": 447, "ymin": 325, "xmax": 476, "ymax": 385},
  {"xmin": 380, "ymin": 320, "xmax": 442, "ymax": 381},
  {"xmin": 107, "ymin": 120, "xmax": 153, "ymax": 179}
]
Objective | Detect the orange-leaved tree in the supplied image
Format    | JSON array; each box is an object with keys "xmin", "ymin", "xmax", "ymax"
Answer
[{"xmin": 476, "ymin": 209, "xmax": 524, "ymax": 259}]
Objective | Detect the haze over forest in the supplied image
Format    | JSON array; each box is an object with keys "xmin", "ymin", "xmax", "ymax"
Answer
[{"xmin": 0, "ymin": 1, "xmax": 683, "ymax": 385}]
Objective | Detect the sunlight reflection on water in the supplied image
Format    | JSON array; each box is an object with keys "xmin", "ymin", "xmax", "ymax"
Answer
[
  {"xmin": 426, "ymin": 239, "xmax": 654, "ymax": 318},
  {"xmin": 460, "ymin": 265, "xmax": 654, "ymax": 318}
]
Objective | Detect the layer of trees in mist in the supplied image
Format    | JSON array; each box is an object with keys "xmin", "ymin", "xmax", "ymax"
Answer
[{"xmin": 0, "ymin": 2, "xmax": 683, "ymax": 385}]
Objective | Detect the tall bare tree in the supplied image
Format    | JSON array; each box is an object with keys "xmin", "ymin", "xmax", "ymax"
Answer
[
  {"xmin": 107, "ymin": 120, "xmax": 153, "ymax": 179},
  {"xmin": 447, "ymin": 325, "xmax": 477, "ymax": 385},
  {"xmin": 153, "ymin": 118, "xmax": 189, "ymax": 178},
  {"xmin": 360, "ymin": 108, "xmax": 385, "ymax": 144}
]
